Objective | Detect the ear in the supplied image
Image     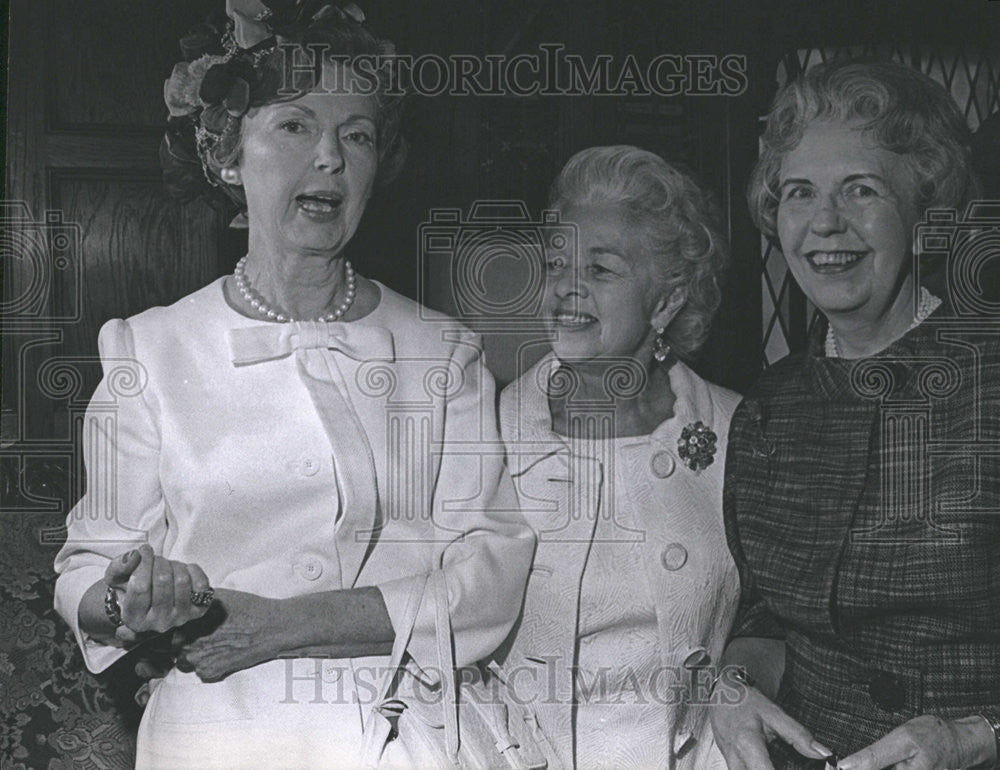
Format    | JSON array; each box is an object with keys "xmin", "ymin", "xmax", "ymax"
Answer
[
  {"xmin": 650, "ymin": 286, "xmax": 687, "ymax": 331},
  {"xmin": 220, "ymin": 166, "xmax": 242, "ymax": 186}
]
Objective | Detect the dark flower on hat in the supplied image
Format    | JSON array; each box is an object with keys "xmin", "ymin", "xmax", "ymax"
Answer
[
  {"xmin": 264, "ymin": 1, "xmax": 365, "ymax": 37},
  {"xmin": 164, "ymin": 55, "xmax": 227, "ymax": 118},
  {"xmin": 677, "ymin": 421, "xmax": 718, "ymax": 471},
  {"xmin": 179, "ymin": 21, "xmax": 226, "ymax": 61}
]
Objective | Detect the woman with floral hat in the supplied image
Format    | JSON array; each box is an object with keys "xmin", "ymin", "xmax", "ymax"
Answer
[{"xmin": 52, "ymin": 3, "xmax": 534, "ymax": 767}]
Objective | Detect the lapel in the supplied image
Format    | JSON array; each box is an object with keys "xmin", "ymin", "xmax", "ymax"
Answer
[
  {"xmin": 323, "ymin": 352, "xmax": 389, "ymax": 590},
  {"xmin": 503, "ymin": 355, "xmax": 603, "ymax": 713}
]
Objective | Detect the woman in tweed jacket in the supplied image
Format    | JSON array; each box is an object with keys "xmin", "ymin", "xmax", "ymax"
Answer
[{"xmin": 711, "ymin": 59, "xmax": 1000, "ymax": 769}]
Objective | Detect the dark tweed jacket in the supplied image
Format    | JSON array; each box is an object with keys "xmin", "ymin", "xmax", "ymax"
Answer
[{"xmin": 724, "ymin": 305, "xmax": 1000, "ymax": 762}]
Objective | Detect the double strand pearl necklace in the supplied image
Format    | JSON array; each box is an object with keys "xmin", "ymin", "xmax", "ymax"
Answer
[
  {"xmin": 233, "ymin": 255, "xmax": 356, "ymax": 323},
  {"xmin": 824, "ymin": 286, "xmax": 942, "ymax": 358}
]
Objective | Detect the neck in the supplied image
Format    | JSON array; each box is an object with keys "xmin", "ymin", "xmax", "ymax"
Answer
[
  {"xmin": 826, "ymin": 275, "xmax": 917, "ymax": 358},
  {"xmin": 550, "ymin": 354, "xmax": 677, "ymax": 438},
  {"xmin": 244, "ymin": 236, "xmax": 350, "ymax": 321}
]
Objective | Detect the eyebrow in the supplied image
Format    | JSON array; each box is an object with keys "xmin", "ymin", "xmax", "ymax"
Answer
[
  {"xmin": 271, "ymin": 104, "xmax": 376, "ymax": 124},
  {"xmin": 779, "ymin": 173, "xmax": 889, "ymax": 189},
  {"xmin": 587, "ymin": 247, "xmax": 633, "ymax": 270}
]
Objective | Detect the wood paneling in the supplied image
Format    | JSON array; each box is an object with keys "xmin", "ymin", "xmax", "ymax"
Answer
[
  {"xmin": 49, "ymin": 172, "xmax": 221, "ymax": 382},
  {"xmin": 47, "ymin": 0, "xmax": 212, "ymax": 133}
]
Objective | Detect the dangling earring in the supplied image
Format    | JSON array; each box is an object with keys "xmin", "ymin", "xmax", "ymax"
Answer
[{"xmin": 653, "ymin": 327, "xmax": 670, "ymax": 363}]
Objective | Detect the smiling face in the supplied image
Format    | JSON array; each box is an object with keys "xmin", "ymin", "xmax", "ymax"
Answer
[
  {"xmin": 542, "ymin": 204, "xmax": 676, "ymax": 364},
  {"xmin": 776, "ymin": 119, "xmax": 921, "ymax": 323},
  {"xmin": 227, "ymin": 62, "xmax": 378, "ymax": 257}
]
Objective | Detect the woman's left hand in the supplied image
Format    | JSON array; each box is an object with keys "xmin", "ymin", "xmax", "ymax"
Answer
[
  {"xmin": 838, "ymin": 714, "xmax": 995, "ymax": 769},
  {"xmin": 177, "ymin": 588, "xmax": 289, "ymax": 682}
]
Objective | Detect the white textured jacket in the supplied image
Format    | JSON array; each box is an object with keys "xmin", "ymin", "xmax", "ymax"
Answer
[
  {"xmin": 497, "ymin": 354, "xmax": 740, "ymax": 769},
  {"xmin": 53, "ymin": 277, "xmax": 534, "ymax": 768}
]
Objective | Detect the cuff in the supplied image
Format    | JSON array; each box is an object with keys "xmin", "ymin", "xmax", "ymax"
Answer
[{"xmin": 54, "ymin": 566, "xmax": 130, "ymax": 674}]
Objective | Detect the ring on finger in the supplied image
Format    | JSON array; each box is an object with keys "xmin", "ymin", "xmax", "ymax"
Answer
[{"xmin": 189, "ymin": 588, "xmax": 215, "ymax": 607}]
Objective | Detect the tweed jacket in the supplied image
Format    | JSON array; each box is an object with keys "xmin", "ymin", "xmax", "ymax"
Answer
[
  {"xmin": 53, "ymin": 277, "xmax": 534, "ymax": 768},
  {"xmin": 497, "ymin": 353, "xmax": 741, "ymax": 769},
  {"xmin": 724, "ymin": 306, "xmax": 1000, "ymax": 761}
]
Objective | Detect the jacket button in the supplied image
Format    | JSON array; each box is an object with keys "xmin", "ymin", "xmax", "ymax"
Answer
[
  {"xmin": 661, "ymin": 543, "xmax": 688, "ymax": 571},
  {"xmin": 650, "ymin": 451, "xmax": 676, "ymax": 478},
  {"xmin": 683, "ymin": 648, "xmax": 711, "ymax": 669},
  {"xmin": 297, "ymin": 558, "xmax": 324, "ymax": 581},
  {"xmin": 300, "ymin": 456, "xmax": 320, "ymax": 477},
  {"xmin": 868, "ymin": 671, "xmax": 906, "ymax": 711}
]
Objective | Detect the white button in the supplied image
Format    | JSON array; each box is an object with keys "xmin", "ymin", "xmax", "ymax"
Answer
[
  {"xmin": 683, "ymin": 647, "xmax": 711, "ymax": 669},
  {"xmin": 650, "ymin": 451, "xmax": 675, "ymax": 478},
  {"xmin": 297, "ymin": 558, "xmax": 324, "ymax": 580},
  {"xmin": 661, "ymin": 543, "xmax": 688, "ymax": 571},
  {"xmin": 300, "ymin": 456, "xmax": 320, "ymax": 477}
]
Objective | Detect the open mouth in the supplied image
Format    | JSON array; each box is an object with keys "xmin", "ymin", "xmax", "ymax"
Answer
[
  {"xmin": 805, "ymin": 250, "xmax": 868, "ymax": 272},
  {"xmin": 551, "ymin": 312, "xmax": 597, "ymax": 328},
  {"xmin": 295, "ymin": 192, "xmax": 343, "ymax": 216}
]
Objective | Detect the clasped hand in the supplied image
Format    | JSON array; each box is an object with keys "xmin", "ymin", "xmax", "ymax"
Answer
[
  {"xmin": 712, "ymin": 683, "xmax": 989, "ymax": 770},
  {"xmin": 103, "ymin": 544, "xmax": 212, "ymax": 644}
]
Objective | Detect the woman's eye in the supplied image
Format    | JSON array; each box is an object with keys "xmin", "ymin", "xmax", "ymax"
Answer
[
  {"xmin": 782, "ymin": 185, "xmax": 814, "ymax": 202},
  {"xmin": 279, "ymin": 120, "xmax": 308, "ymax": 134},
  {"xmin": 587, "ymin": 263, "xmax": 612, "ymax": 276},
  {"xmin": 845, "ymin": 183, "xmax": 879, "ymax": 198},
  {"xmin": 343, "ymin": 129, "xmax": 374, "ymax": 147}
]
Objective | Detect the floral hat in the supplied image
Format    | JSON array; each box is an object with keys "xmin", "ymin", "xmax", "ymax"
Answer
[{"xmin": 160, "ymin": 0, "xmax": 372, "ymax": 211}]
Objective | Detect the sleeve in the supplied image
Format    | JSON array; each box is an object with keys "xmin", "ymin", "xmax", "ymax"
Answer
[
  {"xmin": 722, "ymin": 399, "xmax": 787, "ymax": 641},
  {"xmin": 377, "ymin": 334, "xmax": 536, "ymax": 672},
  {"xmin": 53, "ymin": 318, "xmax": 169, "ymax": 673}
]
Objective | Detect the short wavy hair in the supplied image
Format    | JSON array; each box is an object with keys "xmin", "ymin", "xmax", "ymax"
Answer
[
  {"xmin": 549, "ymin": 145, "xmax": 729, "ymax": 360},
  {"xmin": 749, "ymin": 58, "xmax": 977, "ymax": 241},
  {"xmin": 163, "ymin": 22, "xmax": 407, "ymax": 210}
]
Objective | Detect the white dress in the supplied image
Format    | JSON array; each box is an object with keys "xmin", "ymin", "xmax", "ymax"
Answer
[{"xmin": 54, "ymin": 277, "xmax": 535, "ymax": 769}]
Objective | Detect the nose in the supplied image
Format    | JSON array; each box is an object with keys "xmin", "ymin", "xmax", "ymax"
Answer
[
  {"xmin": 552, "ymin": 265, "xmax": 586, "ymax": 300},
  {"xmin": 809, "ymin": 191, "xmax": 847, "ymax": 236},
  {"xmin": 314, "ymin": 131, "xmax": 345, "ymax": 174}
]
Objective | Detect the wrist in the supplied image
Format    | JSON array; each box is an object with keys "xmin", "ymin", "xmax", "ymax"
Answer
[
  {"xmin": 972, "ymin": 710, "xmax": 1000, "ymax": 769},
  {"xmin": 272, "ymin": 595, "xmax": 320, "ymax": 652},
  {"xmin": 951, "ymin": 714, "xmax": 998, "ymax": 768}
]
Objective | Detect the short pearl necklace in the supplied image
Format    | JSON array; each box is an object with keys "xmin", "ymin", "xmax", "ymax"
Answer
[
  {"xmin": 233, "ymin": 255, "xmax": 356, "ymax": 323},
  {"xmin": 825, "ymin": 286, "xmax": 941, "ymax": 358}
]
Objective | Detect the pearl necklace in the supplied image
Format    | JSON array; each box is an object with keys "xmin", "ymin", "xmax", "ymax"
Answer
[
  {"xmin": 825, "ymin": 286, "xmax": 942, "ymax": 358},
  {"xmin": 233, "ymin": 255, "xmax": 357, "ymax": 323}
]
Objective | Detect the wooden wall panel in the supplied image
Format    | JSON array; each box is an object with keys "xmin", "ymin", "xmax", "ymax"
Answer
[
  {"xmin": 48, "ymin": 0, "xmax": 212, "ymax": 132},
  {"xmin": 48, "ymin": 173, "xmax": 221, "ymax": 385}
]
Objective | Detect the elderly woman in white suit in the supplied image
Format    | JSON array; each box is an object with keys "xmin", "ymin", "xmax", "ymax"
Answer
[
  {"xmin": 52, "ymin": 6, "xmax": 533, "ymax": 768},
  {"xmin": 496, "ymin": 146, "xmax": 740, "ymax": 769}
]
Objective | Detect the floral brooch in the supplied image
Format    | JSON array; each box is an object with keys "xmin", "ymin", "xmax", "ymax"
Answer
[{"xmin": 677, "ymin": 421, "xmax": 717, "ymax": 471}]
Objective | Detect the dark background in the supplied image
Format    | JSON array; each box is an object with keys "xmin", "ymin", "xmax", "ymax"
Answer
[{"xmin": 2, "ymin": 1, "xmax": 999, "ymax": 766}]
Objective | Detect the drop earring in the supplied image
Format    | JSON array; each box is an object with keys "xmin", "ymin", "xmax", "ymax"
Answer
[{"xmin": 653, "ymin": 327, "xmax": 670, "ymax": 363}]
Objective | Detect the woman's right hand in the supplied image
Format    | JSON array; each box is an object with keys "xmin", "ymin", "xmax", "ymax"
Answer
[
  {"xmin": 710, "ymin": 682, "xmax": 833, "ymax": 770},
  {"xmin": 104, "ymin": 544, "xmax": 213, "ymax": 644}
]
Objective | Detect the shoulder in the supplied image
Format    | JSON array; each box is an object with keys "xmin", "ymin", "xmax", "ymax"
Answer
[
  {"xmin": 499, "ymin": 354, "xmax": 553, "ymax": 435},
  {"xmin": 671, "ymin": 361, "xmax": 742, "ymax": 434},
  {"xmin": 369, "ymin": 281, "xmax": 481, "ymax": 363},
  {"xmin": 98, "ymin": 278, "xmax": 228, "ymax": 358},
  {"xmin": 118, "ymin": 278, "xmax": 228, "ymax": 341}
]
